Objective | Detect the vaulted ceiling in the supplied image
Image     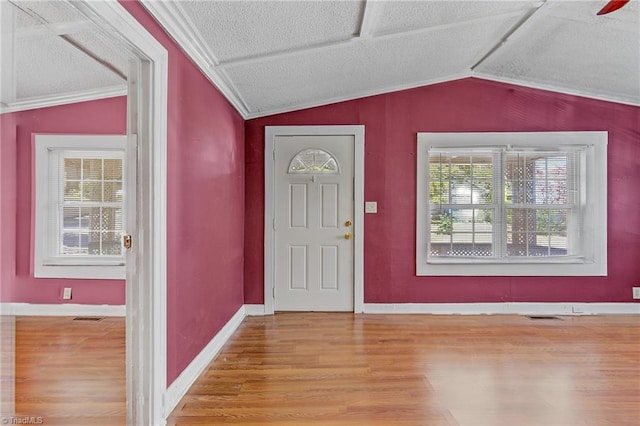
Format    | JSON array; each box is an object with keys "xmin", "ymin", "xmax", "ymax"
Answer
[
  {"xmin": 1, "ymin": 1, "xmax": 638, "ymax": 117},
  {"xmin": 0, "ymin": 0, "xmax": 130, "ymax": 112}
]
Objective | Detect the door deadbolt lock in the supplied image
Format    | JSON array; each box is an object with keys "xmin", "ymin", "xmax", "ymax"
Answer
[
  {"xmin": 344, "ymin": 220, "xmax": 352, "ymax": 227},
  {"xmin": 344, "ymin": 232, "xmax": 352, "ymax": 240},
  {"xmin": 123, "ymin": 234, "xmax": 132, "ymax": 249}
]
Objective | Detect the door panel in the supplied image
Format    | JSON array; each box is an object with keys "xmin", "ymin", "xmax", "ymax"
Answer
[
  {"xmin": 289, "ymin": 184, "xmax": 308, "ymax": 228},
  {"xmin": 275, "ymin": 135, "xmax": 354, "ymax": 311},
  {"xmin": 289, "ymin": 245, "xmax": 308, "ymax": 290},
  {"xmin": 321, "ymin": 184, "xmax": 338, "ymax": 228},
  {"xmin": 321, "ymin": 245, "xmax": 339, "ymax": 290}
]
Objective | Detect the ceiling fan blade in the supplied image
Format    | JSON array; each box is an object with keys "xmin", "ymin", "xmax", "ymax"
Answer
[{"xmin": 597, "ymin": 0, "xmax": 630, "ymax": 15}]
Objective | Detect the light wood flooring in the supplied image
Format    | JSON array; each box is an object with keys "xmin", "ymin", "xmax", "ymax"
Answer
[
  {"xmin": 4, "ymin": 314, "xmax": 639, "ymax": 426},
  {"xmin": 169, "ymin": 313, "xmax": 640, "ymax": 426},
  {"xmin": 12, "ymin": 316, "xmax": 125, "ymax": 425}
]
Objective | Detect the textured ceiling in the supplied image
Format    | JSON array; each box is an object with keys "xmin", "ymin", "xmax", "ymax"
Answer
[
  {"xmin": 1, "ymin": 0, "xmax": 128, "ymax": 111},
  {"xmin": 475, "ymin": 0, "xmax": 640, "ymax": 104},
  {"xmin": 226, "ymin": 14, "xmax": 523, "ymax": 112},
  {"xmin": 182, "ymin": 0, "xmax": 364, "ymax": 63},
  {"xmin": 144, "ymin": 0, "xmax": 639, "ymax": 118},
  {"xmin": 2, "ymin": 1, "xmax": 638, "ymax": 116}
]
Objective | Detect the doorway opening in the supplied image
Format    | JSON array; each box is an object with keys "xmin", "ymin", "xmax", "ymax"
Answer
[{"xmin": 1, "ymin": 1, "xmax": 168, "ymax": 424}]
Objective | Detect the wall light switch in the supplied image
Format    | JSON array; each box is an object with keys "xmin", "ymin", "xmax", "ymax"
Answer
[
  {"xmin": 365, "ymin": 201, "xmax": 378, "ymax": 214},
  {"xmin": 62, "ymin": 287, "xmax": 72, "ymax": 300}
]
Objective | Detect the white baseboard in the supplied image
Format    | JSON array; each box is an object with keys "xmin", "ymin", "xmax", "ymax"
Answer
[
  {"xmin": 0, "ymin": 303, "xmax": 126, "ymax": 317},
  {"xmin": 244, "ymin": 304, "xmax": 265, "ymax": 316},
  {"xmin": 163, "ymin": 305, "xmax": 247, "ymax": 418},
  {"xmin": 362, "ymin": 302, "xmax": 640, "ymax": 315}
]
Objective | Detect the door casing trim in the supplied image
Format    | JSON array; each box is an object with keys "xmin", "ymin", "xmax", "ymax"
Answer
[
  {"xmin": 264, "ymin": 126, "xmax": 365, "ymax": 314},
  {"xmin": 68, "ymin": 2, "xmax": 168, "ymax": 424}
]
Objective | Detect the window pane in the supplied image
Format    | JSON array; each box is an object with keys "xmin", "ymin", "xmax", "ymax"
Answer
[
  {"xmin": 451, "ymin": 183, "xmax": 471, "ymax": 204},
  {"xmin": 88, "ymin": 230, "xmax": 101, "ymax": 255},
  {"xmin": 86, "ymin": 207, "xmax": 101, "ymax": 231},
  {"xmin": 64, "ymin": 158, "xmax": 81, "ymax": 180},
  {"xmin": 429, "ymin": 154, "xmax": 494, "ymax": 206},
  {"xmin": 547, "ymin": 233, "xmax": 568, "ymax": 255},
  {"xmin": 430, "ymin": 207, "xmax": 452, "ymax": 235},
  {"xmin": 101, "ymin": 231, "xmax": 122, "ymax": 255},
  {"xmin": 86, "ymin": 207, "xmax": 117, "ymax": 255},
  {"xmin": 473, "ymin": 163, "xmax": 493, "ymax": 179},
  {"xmin": 82, "ymin": 158, "xmax": 103, "ymax": 180},
  {"xmin": 104, "ymin": 182, "xmax": 123, "ymax": 202},
  {"xmin": 429, "ymin": 163, "xmax": 449, "ymax": 204},
  {"xmin": 544, "ymin": 180, "xmax": 567, "ymax": 204},
  {"xmin": 505, "ymin": 153, "xmax": 572, "ymax": 206},
  {"xmin": 103, "ymin": 159, "xmax": 122, "ymax": 180},
  {"xmin": 57, "ymin": 153, "xmax": 124, "ymax": 258},
  {"xmin": 430, "ymin": 208, "xmax": 494, "ymax": 257},
  {"xmin": 64, "ymin": 180, "xmax": 81, "ymax": 201},
  {"xmin": 101, "ymin": 207, "xmax": 123, "ymax": 232},
  {"xmin": 62, "ymin": 207, "xmax": 81, "ymax": 230},
  {"xmin": 472, "ymin": 180, "xmax": 492, "ymax": 203},
  {"xmin": 62, "ymin": 232, "xmax": 89, "ymax": 255},
  {"xmin": 451, "ymin": 164, "xmax": 471, "ymax": 182},
  {"xmin": 82, "ymin": 182, "xmax": 102, "ymax": 202},
  {"xmin": 288, "ymin": 149, "xmax": 339, "ymax": 174},
  {"xmin": 507, "ymin": 208, "xmax": 569, "ymax": 257},
  {"xmin": 536, "ymin": 210, "xmax": 567, "ymax": 233}
]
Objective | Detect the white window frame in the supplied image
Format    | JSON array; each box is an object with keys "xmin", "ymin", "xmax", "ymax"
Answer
[
  {"xmin": 34, "ymin": 134, "xmax": 127, "ymax": 279},
  {"xmin": 416, "ymin": 132, "xmax": 607, "ymax": 276}
]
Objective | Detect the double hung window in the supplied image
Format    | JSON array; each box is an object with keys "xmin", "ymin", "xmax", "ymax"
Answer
[
  {"xmin": 416, "ymin": 132, "xmax": 607, "ymax": 276},
  {"xmin": 34, "ymin": 134, "xmax": 127, "ymax": 279}
]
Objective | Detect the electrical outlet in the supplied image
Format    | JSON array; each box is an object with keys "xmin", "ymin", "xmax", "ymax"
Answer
[
  {"xmin": 633, "ymin": 287, "xmax": 640, "ymax": 300},
  {"xmin": 62, "ymin": 287, "xmax": 72, "ymax": 300}
]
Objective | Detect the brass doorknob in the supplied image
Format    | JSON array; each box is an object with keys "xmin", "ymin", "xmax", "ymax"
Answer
[
  {"xmin": 344, "ymin": 232, "xmax": 352, "ymax": 240},
  {"xmin": 345, "ymin": 220, "xmax": 352, "ymax": 227}
]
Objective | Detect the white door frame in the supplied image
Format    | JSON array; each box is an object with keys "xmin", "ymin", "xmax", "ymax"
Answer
[
  {"xmin": 265, "ymin": 126, "xmax": 365, "ymax": 314},
  {"xmin": 68, "ymin": 2, "xmax": 168, "ymax": 425}
]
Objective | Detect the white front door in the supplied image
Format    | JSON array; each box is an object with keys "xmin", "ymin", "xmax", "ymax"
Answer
[{"xmin": 274, "ymin": 135, "xmax": 354, "ymax": 311}]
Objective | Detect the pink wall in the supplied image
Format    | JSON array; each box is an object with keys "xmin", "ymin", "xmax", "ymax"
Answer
[
  {"xmin": 121, "ymin": 2, "xmax": 245, "ymax": 386},
  {"xmin": 0, "ymin": 97, "xmax": 127, "ymax": 305},
  {"xmin": 0, "ymin": 113, "xmax": 17, "ymax": 302},
  {"xmin": 245, "ymin": 78, "xmax": 640, "ymax": 304}
]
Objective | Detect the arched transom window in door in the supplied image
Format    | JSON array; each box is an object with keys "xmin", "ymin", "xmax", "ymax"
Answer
[{"xmin": 288, "ymin": 148, "xmax": 340, "ymax": 174}]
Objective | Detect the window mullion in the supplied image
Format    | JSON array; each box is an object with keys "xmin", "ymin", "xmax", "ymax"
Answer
[
  {"xmin": 494, "ymin": 151, "xmax": 505, "ymax": 258},
  {"xmin": 55, "ymin": 152, "xmax": 65, "ymax": 258}
]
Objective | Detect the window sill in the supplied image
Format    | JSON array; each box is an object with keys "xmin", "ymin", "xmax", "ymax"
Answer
[
  {"xmin": 426, "ymin": 256, "xmax": 587, "ymax": 264},
  {"xmin": 34, "ymin": 264, "xmax": 125, "ymax": 280},
  {"xmin": 417, "ymin": 261, "xmax": 606, "ymax": 277}
]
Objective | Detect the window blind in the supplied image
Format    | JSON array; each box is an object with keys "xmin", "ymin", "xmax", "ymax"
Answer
[
  {"xmin": 52, "ymin": 150, "xmax": 125, "ymax": 258},
  {"xmin": 427, "ymin": 148, "xmax": 582, "ymax": 260}
]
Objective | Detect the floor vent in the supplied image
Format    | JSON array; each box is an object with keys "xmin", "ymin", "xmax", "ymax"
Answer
[
  {"xmin": 73, "ymin": 317, "xmax": 104, "ymax": 321},
  {"xmin": 527, "ymin": 315, "xmax": 562, "ymax": 320}
]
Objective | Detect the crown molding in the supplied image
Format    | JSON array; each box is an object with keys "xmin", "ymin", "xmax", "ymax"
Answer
[
  {"xmin": 140, "ymin": 0, "xmax": 251, "ymax": 118},
  {"xmin": 246, "ymin": 73, "xmax": 473, "ymax": 119},
  {"xmin": 0, "ymin": 85, "xmax": 127, "ymax": 114},
  {"xmin": 473, "ymin": 73, "xmax": 640, "ymax": 108}
]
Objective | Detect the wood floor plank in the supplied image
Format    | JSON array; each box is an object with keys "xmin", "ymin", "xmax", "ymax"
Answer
[
  {"xmin": 169, "ymin": 313, "xmax": 640, "ymax": 426},
  {"xmin": 12, "ymin": 316, "xmax": 125, "ymax": 424},
  {"xmin": 7, "ymin": 313, "xmax": 640, "ymax": 425}
]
